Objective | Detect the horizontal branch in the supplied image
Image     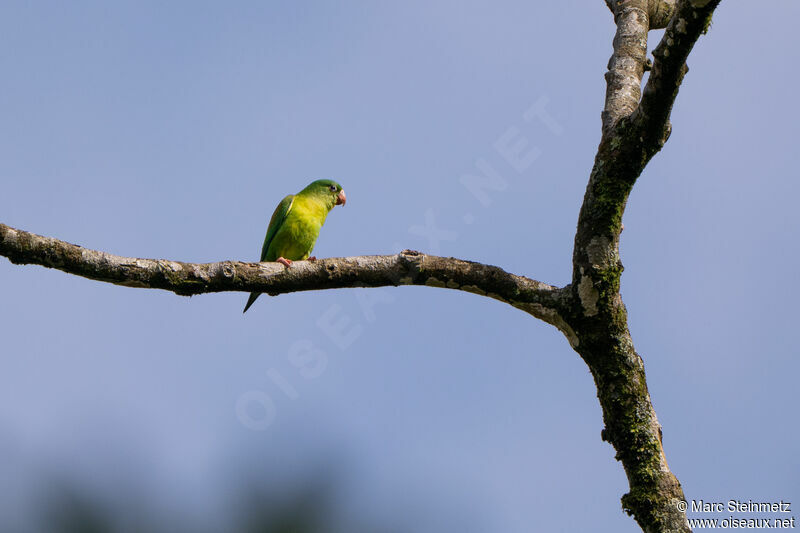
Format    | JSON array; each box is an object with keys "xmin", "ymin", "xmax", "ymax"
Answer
[{"xmin": 0, "ymin": 223, "xmax": 577, "ymax": 343}]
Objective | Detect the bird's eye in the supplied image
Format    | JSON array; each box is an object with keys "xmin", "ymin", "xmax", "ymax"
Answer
[{"xmin": 329, "ymin": 185, "xmax": 337, "ymax": 191}]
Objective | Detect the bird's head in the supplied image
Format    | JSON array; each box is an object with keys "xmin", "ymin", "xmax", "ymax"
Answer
[{"xmin": 303, "ymin": 179, "xmax": 346, "ymax": 207}]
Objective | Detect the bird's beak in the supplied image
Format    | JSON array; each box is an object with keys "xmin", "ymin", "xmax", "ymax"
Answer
[{"xmin": 336, "ymin": 190, "xmax": 346, "ymax": 206}]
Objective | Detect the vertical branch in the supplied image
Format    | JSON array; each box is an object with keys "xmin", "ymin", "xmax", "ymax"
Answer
[
  {"xmin": 602, "ymin": 0, "xmax": 650, "ymax": 134},
  {"xmin": 567, "ymin": 1, "xmax": 721, "ymax": 532}
]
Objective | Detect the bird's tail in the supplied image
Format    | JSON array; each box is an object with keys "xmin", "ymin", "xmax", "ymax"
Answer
[{"xmin": 243, "ymin": 292, "xmax": 261, "ymax": 314}]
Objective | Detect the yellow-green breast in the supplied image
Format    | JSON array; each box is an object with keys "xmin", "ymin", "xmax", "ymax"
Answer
[{"xmin": 265, "ymin": 194, "xmax": 330, "ymax": 261}]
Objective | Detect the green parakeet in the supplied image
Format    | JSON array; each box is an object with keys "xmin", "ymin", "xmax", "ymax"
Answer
[{"xmin": 243, "ymin": 179, "xmax": 347, "ymax": 313}]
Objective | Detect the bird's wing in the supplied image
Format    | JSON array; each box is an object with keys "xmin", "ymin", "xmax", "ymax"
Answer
[{"xmin": 260, "ymin": 194, "xmax": 295, "ymax": 261}]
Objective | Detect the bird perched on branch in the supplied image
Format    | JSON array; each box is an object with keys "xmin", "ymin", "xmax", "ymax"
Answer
[{"xmin": 243, "ymin": 179, "xmax": 346, "ymax": 313}]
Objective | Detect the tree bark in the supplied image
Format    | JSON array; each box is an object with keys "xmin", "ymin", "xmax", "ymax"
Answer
[
  {"xmin": 0, "ymin": 223, "xmax": 576, "ymax": 344},
  {"xmin": 569, "ymin": 1, "xmax": 720, "ymax": 531}
]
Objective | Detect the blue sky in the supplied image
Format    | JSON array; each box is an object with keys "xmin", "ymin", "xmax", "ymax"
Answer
[{"xmin": 1, "ymin": 2, "xmax": 798, "ymax": 531}]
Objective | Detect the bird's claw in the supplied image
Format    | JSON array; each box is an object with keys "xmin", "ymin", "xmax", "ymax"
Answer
[
  {"xmin": 307, "ymin": 256, "xmax": 317, "ymax": 262},
  {"xmin": 276, "ymin": 257, "xmax": 293, "ymax": 267}
]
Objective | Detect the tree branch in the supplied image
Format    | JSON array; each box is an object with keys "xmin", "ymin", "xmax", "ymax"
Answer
[
  {"xmin": 0, "ymin": 223, "xmax": 576, "ymax": 344},
  {"xmin": 633, "ymin": 0, "xmax": 719, "ymax": 150},
  {"xmin": 648, "ymin": 0, "xmax": 678, "ymax": 29},
  {"xmin": 604, "ymin": 1, "xmax": 678, "ymax": 30},
  {"xmin": 602, "ymin": 0, "xmax": 650, "ymax": 134},
  {"xmin": 575, "ymin": 1, "xmax": 721, "ymax": 532}
]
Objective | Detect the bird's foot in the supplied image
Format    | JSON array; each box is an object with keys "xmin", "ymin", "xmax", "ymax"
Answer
[
  {"xmin": 276, "ymin": 257, "xmax": 293, "ymax": 267},
  {"xmin": 307, "ymin": 256, "xmax": 317, "ymax": 262}
]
